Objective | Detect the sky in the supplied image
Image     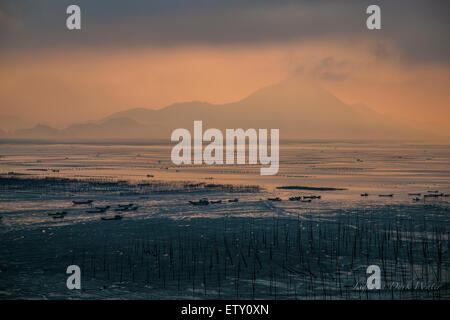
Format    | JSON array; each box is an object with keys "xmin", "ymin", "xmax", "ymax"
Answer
[{"xmin": 0, "ymin": 0, "xmax": 449, "ymax": 136}]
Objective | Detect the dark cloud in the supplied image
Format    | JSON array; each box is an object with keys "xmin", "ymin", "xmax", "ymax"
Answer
[
  {"xmin": 0, "ymin": 0, "xmax": 449, "ymax": 64},
  {"xmin": 311, "ymin": 57, "xmax": 350, "ymax": 81},
  {"xmin": 291, "ymin": 58, "xmax": 350, "ymax": 82}
]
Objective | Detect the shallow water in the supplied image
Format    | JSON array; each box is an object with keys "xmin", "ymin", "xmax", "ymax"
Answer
[
  {"xmin": 1, "ymin": 142, "xmax": 449, "ymax": 187},
  {"xmin": 0, "ymin": 141, "xmax": 449, "ymax": 299}
]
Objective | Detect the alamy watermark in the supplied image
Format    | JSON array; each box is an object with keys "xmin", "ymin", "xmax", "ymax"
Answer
[
  {"xmin": 170, "ymin": 121, "xmax": 279, "ymax": 175},
  {"xmin": 66, "ymin": 265, "xmax": 81, "ymax": 290},
  {"xmin": 66, "ymin": 4, "xmax": 380, "ymax": 31},
  {"xmin": 354, "ymin": 265, "xmax": 442, "ymax": 291}
]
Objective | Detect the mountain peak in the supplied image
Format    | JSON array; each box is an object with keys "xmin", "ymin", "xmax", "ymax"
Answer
[{"xmin": 5, "ymin": 77, "xmax": 428, "ymax": 140}]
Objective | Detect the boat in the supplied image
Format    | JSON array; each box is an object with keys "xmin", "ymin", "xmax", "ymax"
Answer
[
  {"xmin": 87, "ymin": 206, "xmax": 110, "ymax": 213},
  {"xmin": 48, "ymin": 211, "xmax": 67, "ymax": 216},
  {"xmin": 289, "ymin": 196, "xmax": 302, "ymax": 201},
  {"xmin": 378, "ymin": 194, "xmax": 393, "ymax": 197},
  {"xmin": 228, "ymin": 198, "xmax": 239, "ymax": 203},
  {"xmin": 360, "ymin": 193, "xmax": 369, "ymax": 197},
  {"xmin": 424, "ymin": 193, "xmax": 443, "ymax": 198},
  {"xmin": 210, "ymin": 200, "xmax": 222, "ymax": 204},
  {"xmin": 189, "ymin": 199, "xmax": 209, "ymax": 205},
  {"xmin": 115, "ymin": 204, "xmax": 135, "ymax": 211},
  {"xmin": 95, "ymin": 205, "xmax": 110, "ymax": 211},
  {"xmin": 101, "ymin": 215, "xmax": 123, "ymax": 221},
  {"xmin": 52, "ymin": 214, "xmax": 65, "ymax": 219},
  {"xmin": 72, "ymin": 200, "xmax": 94, "ymax": 205},
  {"xmin": 408, "ymin": 193, "xmax": 421, "ymax": 196},
  {"xmin": 268, "ymin": 197, "xmax": 281, "ymax": 201},
  {"xmin": 304, "ymin": 195, "xmax": 321, "ymax": 199}
]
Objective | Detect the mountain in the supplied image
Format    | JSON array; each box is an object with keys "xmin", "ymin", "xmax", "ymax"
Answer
[
  {"xmin": 63, "ymin": 117, "xmax": 151, "ymax": 139},
  {"xmin": 14, "ymin": 124, "xmax": 63, "ymax": 139},
  {"xmin": 103, "ymin": 108, "xmax": 157, "ymax": 122},
  {"xmin": 101, "ymin": 76, "xmax": 422, "ymax": 140},
  {"xmin": 4, "ymin": 76, "xmax": 429, "ymax": 141}
]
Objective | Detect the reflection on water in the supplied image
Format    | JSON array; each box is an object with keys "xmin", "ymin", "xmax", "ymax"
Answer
[
  {"xmin": 1, "ymin": 141, "xmax": 449, "ymax": 191},
  {"xmin": 0, "ymin": 141, "xmax": 449, "ymax": 229}
]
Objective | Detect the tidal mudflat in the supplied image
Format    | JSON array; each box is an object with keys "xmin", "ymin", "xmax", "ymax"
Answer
[{"xmin": 0, "ymin": 141, "xmax": 449, "ymax": 299}]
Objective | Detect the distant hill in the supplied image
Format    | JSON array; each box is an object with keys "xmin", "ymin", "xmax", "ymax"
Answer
[
  {"xmin": 4, "ymin": 76, "xmax": 430, "ymax": 141},
  {"xmin": 14, "ymin": 124, "xmax": 63, "ymax": 139}
]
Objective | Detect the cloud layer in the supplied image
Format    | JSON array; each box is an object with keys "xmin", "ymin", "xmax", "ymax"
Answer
[{"xmin": 1, "ymin": 0, "xmax": 449, "ymax": 63}]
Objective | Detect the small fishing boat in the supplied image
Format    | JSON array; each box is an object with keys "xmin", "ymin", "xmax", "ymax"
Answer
[
  {"xmin": 101, "ymin": 215, "xmax": 123, "ymax": 221},
  {"xmin": 304, "ymin": 195, "xmax": 321, "ymax": 199},
  {"xmin": 95, "ymin": 205, "xmax": 110, "ymax": 211},
  {"xmin": 72, "ymin": 200, "xmax": 94, "ymax": 205},
  {"xmin": 228, "ymin": 198, "xmax": 239, "ymax": 203},
  {"xmin": 408, "ymin": 193, "xmax": 421, "ymax": 196},
  {"xmin": 289, "ymin": 196, "xmax": 302, "ymax": 201},
  {"xmin": 87, "ymin": 206, "xmax": 110, "ymax": 213},
  {"xmin": 189, "ymin": 199, "xmax": 209, "ymax": 205},
  {"xmin": 48, "ymin": 211, "xmax": 67, "ymax": 216},
  {"xmin": 210, "ymin": 200, "xmax": 222, "ymax": 204},
  {"xmin": 360, "ymin": 193, "xmax": 369, "ymax": 197},
  {"xmin": 378, "ymin": 194, "xmax": 393, "ymax": 197},
  {"xmin": 115, "ymin": 205, "xmax": 139, "ymax": 212},
  {"xmin": 268, "ymin": 197, "xmax": 281, "ymax": 201},
  {"xmin": 424, "ymin": 193, "xmax": 443, "ymax": 198}
]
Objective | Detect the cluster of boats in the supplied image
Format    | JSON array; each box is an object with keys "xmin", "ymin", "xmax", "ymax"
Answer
[
  {"xmin": 360, "ymin": 190, "xmax": 449, "ymax": 201},
  {"xmin": 47, "ymin": 201, "xmax": 141, "ymax": 221},
  {"xmin": 188, "ymin": 196, "xmax": 322, "ymax": 205},
  {"xmin": 115, "ymin": 203, "xmax": 139, "ymax": 212},
  {"xmin": 268, "ymin": 195, "xmax": 321, "ymax": 202},
  {"xmin": 43, "ymin": 188, "xmax": 449, "ymax": 222},
  {"xmin": 188, "ymin": 198, "xmax": 239, "ymax": 206}
]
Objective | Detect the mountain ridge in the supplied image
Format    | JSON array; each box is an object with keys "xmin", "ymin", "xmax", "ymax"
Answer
[{"xmin": 1, "ymin": 77, "xmax": 437, "ymax": 141}]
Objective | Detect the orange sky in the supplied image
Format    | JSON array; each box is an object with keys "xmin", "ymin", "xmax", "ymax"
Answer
[{"xmin": 0, "ymin": 40, "xmax": 449, "ymax": 137}]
